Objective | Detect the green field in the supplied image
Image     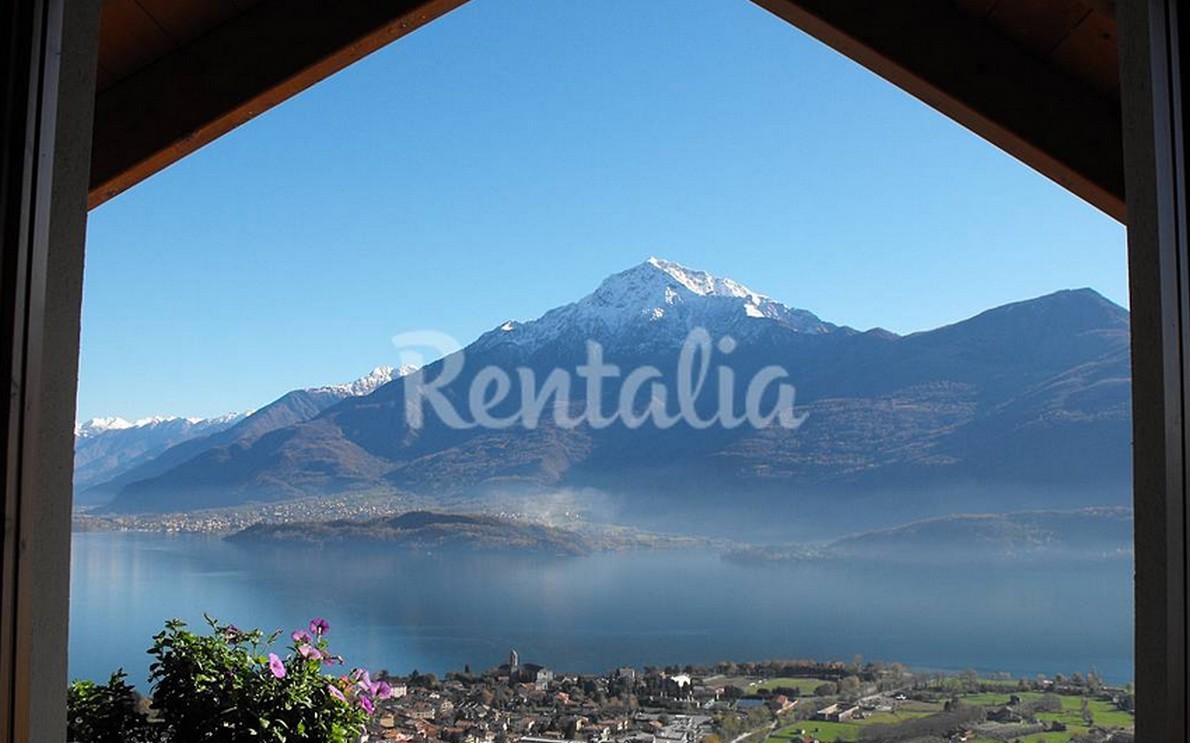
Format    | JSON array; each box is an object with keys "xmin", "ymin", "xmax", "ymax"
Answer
[
  {"xmin": 1034, "ymin": 701, "xmax": 1133, "ymax": 729},
  {"xmin": 765, "ymin": 708, "xmax": 939, "ymax": 743},
  {"xmin": 759, "ymin": 690, "xmax": 1132, "ymax": 743},
  {"xmin": 959, "ymin": 693, "xmax": 1015, "ymax": 706},
  {"xmin": 974, "ymin": 692, "xmax": 1133, "ymax": 728},
  {"xmin": 962, "ymin": 690, "xmax": 1133, "ymax": 743},
  {"xmin": 971, "ymin": 733, "xmax": 1086, "ymax": 743},
  {"xmin": 852, "ymin": 711, "xmax": 932, "ymax": 726},
  {"xmin": 975, "ymin": 678, "xmax": 1025, "ymax": 689},
  {"xmin": 896, "ymin": 700, "xmax": 944, "ymax": 715},
  {"xmin": 750, "ymin": 678, "xmax": 833, "ymax": 694},
  {"xmin": 770, "ymin": 721, "xmax": 859, "ymax": 742},
  {"xmin": 1085, "ymin": 700, "xmax": 1136, "ymax": 728}
]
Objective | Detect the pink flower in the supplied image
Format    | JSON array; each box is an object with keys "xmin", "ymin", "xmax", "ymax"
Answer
[
  {"xmin": 309, "ymin": 618, "xmax": 330, "ymax": 636},
  {"xmin": 327, "ymin": 684, "xmax": 347, "ymax": 703},
  {"xmin": 358, "ymin": 694, "xmax": 375, "ymax": 715},
  {"xmin": 267, "ymin": 653, "xmax": 286, "ymax": 679},
  {"xmin": 291, "ymin": 630, "xmax": 312, "ymax": 644},
  {"xmin": 298, "ymin": 644, "xmax": 324, "ymax": 662},
  {"xmin": 374, "ymin": 681, "xmax": 394, "ymax": 700}
]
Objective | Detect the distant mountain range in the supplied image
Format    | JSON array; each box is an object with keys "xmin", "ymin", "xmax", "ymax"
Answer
[
  {"xmin": 227, "ymin": 510, "xmax": 708, "ymax": 555},
  {"xmin": 74, "ymin": 413, "xmax": 247, "ymax": 499},
  {"xmin": 725, "ymin": 507, "xmax": 1133, "ymax": 563},
  {"xmin": 230, "ymin": 506, "xmax": 1131, "ymax": 562},
  {"xmin": 89, "ymin": 259, "xmax": 1132, "ymax": 539},
  {"xmin": 75, "ymin": 366, "xmax": 409, "ymax": 506}
]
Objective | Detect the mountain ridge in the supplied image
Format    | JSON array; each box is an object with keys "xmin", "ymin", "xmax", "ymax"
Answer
[
  {"xmin": 73, "ymin": 413, "xmax": 248, "ymax": 497},
  {"xmin": 474, "ymin": 258, "xmax": 841, "ymax": 355},
  {"xmin": 96, "ymin": 259, "xmax": 1131, "ymax": 539},
  {"xmin": 225, "ymin": 510, "xmax": 709, "ymax": 555},
  {"xmin": 77, "ymin": 366, "xmax": 412, "ymax": 506},
  {"xmin": 726, "ymin": 507, "xmax": 1133, "ymax": 563}
]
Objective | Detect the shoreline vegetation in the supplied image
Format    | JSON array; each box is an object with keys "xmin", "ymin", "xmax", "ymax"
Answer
[
  {"xmin": 227, "ymin": 511, "xmax": 714, "ymax": 555},
  {"xmin": 73, "ymin": 499, "xmax": 1134, "ymax": 564}
]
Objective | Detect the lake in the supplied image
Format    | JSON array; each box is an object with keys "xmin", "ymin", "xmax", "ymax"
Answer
[{"xmin": 69, "ymin": 531, "xmax": 1134, "ymax": 688}]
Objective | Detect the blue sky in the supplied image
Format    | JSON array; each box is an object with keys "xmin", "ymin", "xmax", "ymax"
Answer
[{"xmin": 78, "ymin": 0, "xmax": 1127, "ymax": 421}]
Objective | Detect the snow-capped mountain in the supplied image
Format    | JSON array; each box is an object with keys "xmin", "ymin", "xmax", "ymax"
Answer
[
  {"xmin": 99, "ymin": 258, "xmax": 1132, "ymax": 538},
  {"xmin": 475, "ymin": 258, "xmax": 839, "ymax": 352},
  {"xmin": 75, "ymin": 412, "xmax": 246, "ymax": 439},
  {"xmin": 75, "ymin": 416, "xmax": 139, "ymax": 437},
  {"xmin": 74, "ymin": 413, "xmax": 249, "ymax": 495},
  {"xmin": 309, "ymin": 365, "xmax": 415, "ymax": 398},
  {"xmin": 76, "ymin": 365, "xmax": 415, "ymax": 505}
]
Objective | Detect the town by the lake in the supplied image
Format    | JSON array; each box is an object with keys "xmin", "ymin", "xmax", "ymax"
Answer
[{"xmin": 360, "ymin": 653, "xmax": 1134, "ymax": 743}]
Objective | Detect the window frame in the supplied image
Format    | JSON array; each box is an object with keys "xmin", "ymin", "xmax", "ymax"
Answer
[{"xmin": 2, "ymin": 1, "xmax": 1187, "ymax": 740}]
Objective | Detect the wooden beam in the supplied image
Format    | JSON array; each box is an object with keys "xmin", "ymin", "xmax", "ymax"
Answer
[
  {"xmin": 89, "ymin": 0, "xmax": 469, "ymax": 208},
  {"xmin": 750, "ymin": 0, "xmax": 1125, "ymax": 222}
]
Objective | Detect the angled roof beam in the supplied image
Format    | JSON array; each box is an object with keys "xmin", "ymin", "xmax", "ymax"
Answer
[
  {"xmin": 89, "ymin": 0, "xmax": 469, "ymax": 209},
  {"xmin": 750, "ymin": 0, "xmax": 1125, "ymax": 222}
]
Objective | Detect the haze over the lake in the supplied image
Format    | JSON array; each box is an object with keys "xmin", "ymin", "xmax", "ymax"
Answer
[{"xmin": 70, "ymin": 532, "xmax": 1134, "ymax": 688}]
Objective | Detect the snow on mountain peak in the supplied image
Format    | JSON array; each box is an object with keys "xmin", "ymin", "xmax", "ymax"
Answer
[
  {"xmin": 78, "ymin": 366, "xmax": 413, "ymax": 439},
  {"xmin": 587, "ymin": 258, "xmax": 803, "ymax": 320},
  {"xmin": 201, "ymin": 411, "xmax": 254, "ymax": 426},
  {"xmin": 640, "ymin": 257, "xmax": 761, "ymax": 301},
  {"xmin": 74, "ymin": 412, "xmax": 250, "ymax": 438},
  {"xmin": 477, "ymin": 258, "xmax": 836, "ymax": 352},
  {"xmin": 313, "ymin": 365, "xmax": 416, "ymax": 398},
  {"xmin": 75, "ymin": 417, "xmax": 135, "ymax": 436}
]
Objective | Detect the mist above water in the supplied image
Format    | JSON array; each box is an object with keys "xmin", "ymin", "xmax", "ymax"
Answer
[{"xmin": 70, "ymin": 531, "xmax": 1134, "ymax": 690}]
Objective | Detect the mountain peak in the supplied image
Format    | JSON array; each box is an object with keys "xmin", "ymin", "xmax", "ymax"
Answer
[
  {"xmin": 74, "ymin": 412, "xmax": 250, "ymax": 439},
  {"xmin": 942, "ymin": 287, "xmax": 1129, "ymax": 337},
  {"xmin": 480, "ymin": 258, "xmax": 837, "ymax": 351},
  {"xmin": 77, "ymin": 365, "xmax": 412, "ymax": 441},
  {"xmin": 75, "ymin": 416, "xmax": 136, "ymax": 436},
  {"xmin": 605, "ymin": 257, "xmax": 766, "ymax": 303},
  {"xmin": 310, "ymin": 365, "xmax": 416, "ymax": 398}
]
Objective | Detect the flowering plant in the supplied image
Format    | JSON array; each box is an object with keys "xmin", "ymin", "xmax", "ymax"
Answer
[{"xmin": 68, "ymin": 615, "xmax": 387, "ymax": 743}]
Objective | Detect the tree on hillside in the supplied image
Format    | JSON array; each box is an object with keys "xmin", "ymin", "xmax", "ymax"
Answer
[{"xmin": 839, "ymin": 676, "xmax": 861, "ymax": 698}]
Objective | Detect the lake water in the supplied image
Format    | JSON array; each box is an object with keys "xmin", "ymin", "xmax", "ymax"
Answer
[{"xmin": 69, "ymin": 532, "xmax": 1134, "ymax": 688}]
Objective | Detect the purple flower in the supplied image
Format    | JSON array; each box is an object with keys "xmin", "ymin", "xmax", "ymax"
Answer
[
  {"xmin": 267, "ymin": 653, "xmax": 286, "ymax": 679},
  {"xmin": 298, "ymin": 644, "xmax": 324, "ymax": 661},
  {"xmin": 358, "ymin": 694, "xmax": 375, "ymax": 715},
  {"xmin": 291, "ymin": 630, "xmax": 312, "ymax": 644},
  {"xmin": 374, "ymin": 681, "xmax": 394, "ymax": 700},
  {"xmin": 328, "ymin": 684, "xmax": 347, "ymax": 703},
  {"xmin": 309, "ymin": 618, "xmax": 330, "ymax": 636}
]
